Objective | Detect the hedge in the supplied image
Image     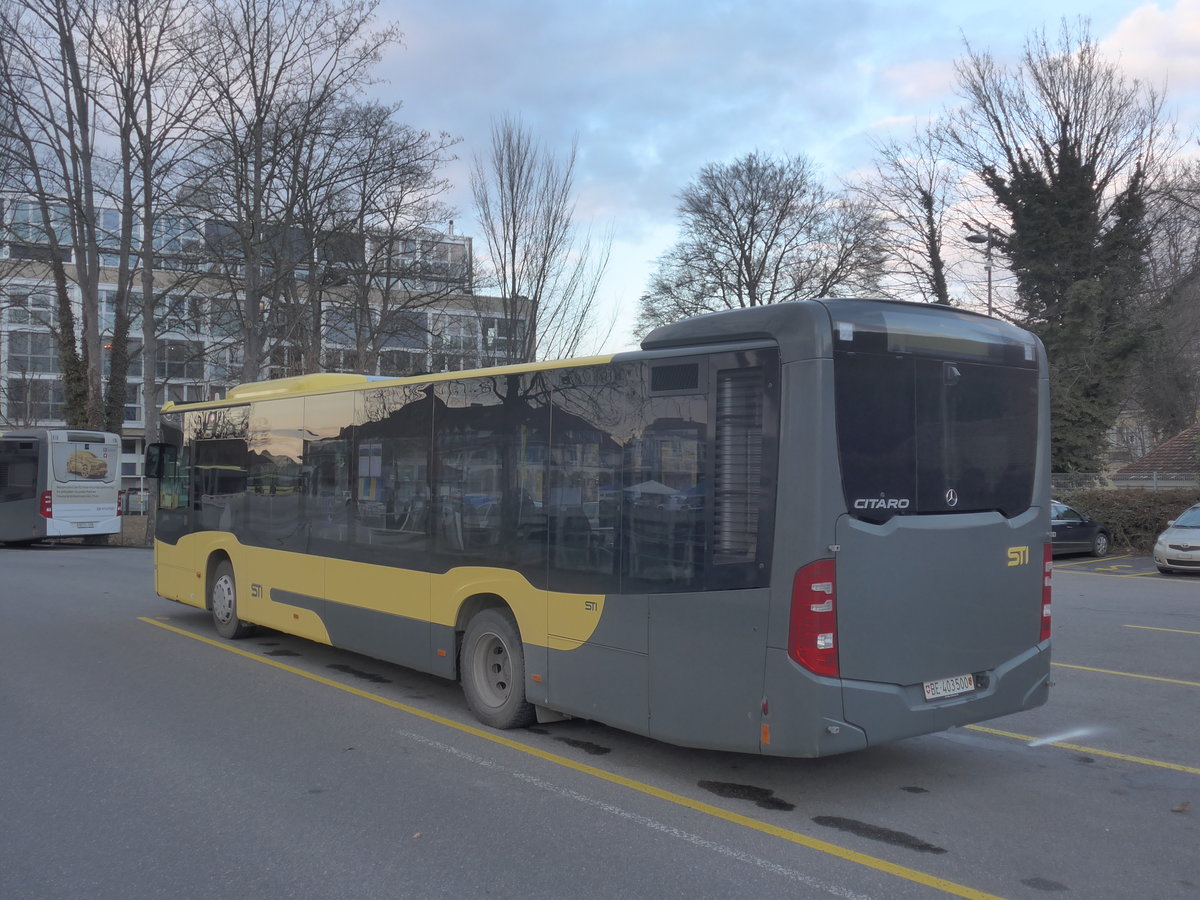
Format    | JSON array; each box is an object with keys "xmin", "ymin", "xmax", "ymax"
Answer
[{"xmin": 1056, "ymin": 487, "xmax": 1200, "ymax": 554}]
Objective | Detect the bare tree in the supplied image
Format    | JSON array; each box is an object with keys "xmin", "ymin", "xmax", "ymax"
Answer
[
  {"xmin": 857, "ymin": 124, "xmax": 963, "ymax": 305},
  {"xmin": 266, "ymin": 99, "xmax": 459, "ymax": 376},
  {"xmin": 0, "ymin": 0, "xmax": 108, "ymax": 427},
  {"xmin": 337, "ymin": 105, "xmax": 460, "ymax": 375},
  {"xmin": 188, "ymin": 0, "xmax": 400, "ymax": 382},
  {"xmin": 470, "ymin": 115, "xmax": 611, "ymax": 363},
  {"xmin": 637, "ymin": 151, "xmax": 884, "ymax": 335},
  {"xmin": 90, "ymin": 0, "xmax": 209, "ymax": 441}
]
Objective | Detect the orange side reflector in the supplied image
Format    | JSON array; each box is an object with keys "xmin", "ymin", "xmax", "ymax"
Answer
[
  {"xmin": 436, "ymin": 649, "xmax": 447, "ymax": 657},
  {"xmin": 530, "ymin": 674, "xmax": 543, "ymax": 683},
  {"xmin": 761, "ymin": 723, "xmax": 771, "ymax": 746}
]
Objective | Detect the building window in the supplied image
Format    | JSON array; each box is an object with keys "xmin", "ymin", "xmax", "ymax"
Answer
[
  {"xmin": 431, "ymin": 316, "xmax": 477, "ymax": 371},
  {"xmin": 267, "ymin": 344, "xmax": 303, "ymax": 379},
  {"xmin": 6, "ymin": 290, "xmax": 54, "ymax": 328},
  {"xmin": 6, "ymin": 331, "xmax": 59, "ymax": 373},
  {"xmin": 324, "ymin": 305, "xmax": 363, "ymax": 345},
  {"xmin": 323, "ymin": 347, "xmax": 359, "ymax": 373},
  {"xmin": 209, "ymin": 296, "xmax": 241, "ymax": 339},
  {"xmin": 379, "ymin": 349, "xmax": 426, "ymax": 376},
  {"xmin": 100, "ymin": 289, "xmax": 144, "ymax": 334},
  {"xmin": 164, "ymin": 382, "xmax": 206, "ymax": 404},
  {"xmin": 5, "ymin": 377, "xmax": 65, "ymax": 421},
  {"xmin": 9, "ymin": 201, "xmax": 69, "ymax": 244},
  {"xmin": 156, "ymin": 340, "xmax": 205, "ymax": 380}
]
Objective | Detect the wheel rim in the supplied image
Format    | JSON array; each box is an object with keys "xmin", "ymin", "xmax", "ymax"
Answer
[
  {"xmin": 1096, "ymin": 535, "xmax": 1108, "ymax": 555},
  {"xmin": 212, "ymin": 574, "xmax": 235, "ymax": 625},
  {"xmin": 471, "ymin": 631, "xmax": 512, "ymax": 709}
]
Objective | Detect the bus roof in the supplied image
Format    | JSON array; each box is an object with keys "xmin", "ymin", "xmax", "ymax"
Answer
[
  {"xmin": 641, "ymin": 297, "xmax": 1040, "ymax": 367},
  {"xmin": 0, "ymin": 428, "xmax": 117, "ymax": 443},
  {"xmin": 161, "ymin": 298, "xmax": 1041, "ymax": 416},
  {"xmin": 161, "ymin": 355, "xmax": 616, "ymax": 413}
]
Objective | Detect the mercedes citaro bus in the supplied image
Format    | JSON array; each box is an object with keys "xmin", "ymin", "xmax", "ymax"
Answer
[{"xmin": 145, "ymin": 298, "xmax": 1051, "ymax": 756}]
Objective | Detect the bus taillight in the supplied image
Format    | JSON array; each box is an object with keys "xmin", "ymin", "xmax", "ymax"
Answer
[
  {"xmin": 39, "ymin": 490, "xmax": 52, "ymax": 519},
  {"xmin": 1040, "ymin": 543, "xmax": 1053, "ymax": 643},
  {"xmin": 789, "ymin": 559, "xmax": 838, "ymax": 677}
]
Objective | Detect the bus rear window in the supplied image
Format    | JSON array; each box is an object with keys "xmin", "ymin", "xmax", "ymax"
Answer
[{"xmin": 835, "ymin": 352, "xmax": 1037, "ymax": 522}]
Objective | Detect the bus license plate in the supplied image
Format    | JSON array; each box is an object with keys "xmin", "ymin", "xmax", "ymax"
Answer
[{"xmin": 923, "ymin": 674, "xmax": 975, "ymax": 701}]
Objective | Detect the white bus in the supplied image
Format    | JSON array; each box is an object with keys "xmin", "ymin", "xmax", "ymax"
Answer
[{"xmin": 0, "ymin": 429, "xmax": 122, "ymax": 545}]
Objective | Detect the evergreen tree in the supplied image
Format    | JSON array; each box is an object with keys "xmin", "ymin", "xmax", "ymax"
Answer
[{"xmin": 946, "ymin": 21, "xmax": 1167, "ymax": 471}]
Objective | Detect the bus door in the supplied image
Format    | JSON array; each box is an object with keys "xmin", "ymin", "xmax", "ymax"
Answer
[{"xmin": 149, "ymin": 438, "xmax": 197, "ymax": 604}]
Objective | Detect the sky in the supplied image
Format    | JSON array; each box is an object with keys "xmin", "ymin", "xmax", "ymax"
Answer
[{"xmin": 372, "ymin": 0, "xmax": 1200, "ymax": 353}]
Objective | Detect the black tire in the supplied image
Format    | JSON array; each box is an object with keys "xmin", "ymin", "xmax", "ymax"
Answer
[
  {"xmin": 210, "ymin": 560, "xmax": 253, "ymax": 639},
  {"xmin": 460, "ymin": 608, "xmax": 536, "ymax": 729},
  {"xmin": 1091, "ymin": 531, "xmax": 1110, "ymax": 558}
]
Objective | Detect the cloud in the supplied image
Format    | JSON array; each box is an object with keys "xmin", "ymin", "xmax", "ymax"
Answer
[
  {"xmin": 876, "ymin": 58, "xmax": 958, "ymax": 104},
  {"xmin": 1101, "ymin": 0, "xmax": 1200, "ymax": 93}
]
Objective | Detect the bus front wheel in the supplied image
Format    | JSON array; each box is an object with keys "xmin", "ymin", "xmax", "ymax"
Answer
[
  {"xmin": 211, "ymin": 560, "xmax": 254, "ymax": 639},
  {"xmin": 460, "ymin": 608, "xmax": 536, "ymax": 729}
]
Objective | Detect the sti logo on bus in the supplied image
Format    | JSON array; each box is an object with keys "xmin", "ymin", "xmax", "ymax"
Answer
[
  {"xmin": 1007, "ymin": 546, "xmax": 1030, "ymax": 567},
  {"xmin": 853, "ymin": 498, "xmax": 910, "ymax": 510}
]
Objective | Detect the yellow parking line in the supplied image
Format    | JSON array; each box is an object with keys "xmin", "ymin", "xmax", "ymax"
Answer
[
  {"xmin": 1054, "ymin": 567, "xmax": 1158, "ymax": 577},
  {"xmin": 965, "ymin": 725, "xmax": 1200, "ymax": 776},
  {"xmin": 1052, "ymin": 661, "xmax": 1200, "ymax": 688},
  {"xmin": 1124, "ymin": 624, "xmax": 1200, "ymax": 637},
  {"xmin": 1053, "ymin": 554, "xmax": 1131, "ymax": 568},
  {"xmin": 139, "ymin": 617, "xmax": 1003, "ymax": 900}
]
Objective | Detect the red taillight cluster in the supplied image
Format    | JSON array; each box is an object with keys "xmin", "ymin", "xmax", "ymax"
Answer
[
  {"xmin": 1040, "ymin": 543, "xmax": 1053, "ymax": 643},
  {"xmin": 788, "ymin": 559, "xmax": 839, "ymax": 677},
  {"xmin": 39, "ymin": 490, "xmax": 53, "ymax": 519}
]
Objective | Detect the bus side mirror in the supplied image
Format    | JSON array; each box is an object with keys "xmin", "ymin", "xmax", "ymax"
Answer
[{"xmin": 145, "ymin": 443, "xmax": 176, "ymax": 479}]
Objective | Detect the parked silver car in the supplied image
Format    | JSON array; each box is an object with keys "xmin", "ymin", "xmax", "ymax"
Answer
[{"xmin": 1153, "ymin": 503, "xmax": 1200, "ymax": 574}]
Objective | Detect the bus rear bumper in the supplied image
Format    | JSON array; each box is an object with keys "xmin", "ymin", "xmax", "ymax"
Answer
[
  {"xmin": 44, "ymin": 515, "xmax": 121, "ymax": 537},
  {"xmin": 760, "ymin": 644, "xmax": 1049, "ymax": 757},
  {"xmin": 840, "ymin": 644, "xmax": 1051, "ymax": 748}
]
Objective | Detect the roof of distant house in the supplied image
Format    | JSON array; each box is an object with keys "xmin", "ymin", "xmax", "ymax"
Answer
[{"xmin": 1114, "ymin": 424, "xmax": 1200, "ymax": 476}]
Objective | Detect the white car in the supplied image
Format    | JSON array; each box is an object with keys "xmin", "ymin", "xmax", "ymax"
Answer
[{"xmin": 1153, "ymin": 503, "xmax": 1200, "ymax": 575}]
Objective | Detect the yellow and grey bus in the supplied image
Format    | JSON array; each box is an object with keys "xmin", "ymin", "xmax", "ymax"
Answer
[
  {"xmin": 146, "ymin": 298, "xmax": 1052, "ymax": 756},
  {"xmin": 1, "ymin": 429, "xmax": 122, "ymax": 545}
]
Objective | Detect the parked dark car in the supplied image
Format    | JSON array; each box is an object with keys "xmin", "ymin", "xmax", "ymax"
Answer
[{"xmin": 1051, "ymin": 500, "xmax": 1112, "ymax": 557}]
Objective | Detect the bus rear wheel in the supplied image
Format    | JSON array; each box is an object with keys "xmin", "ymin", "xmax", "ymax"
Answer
[
  {"xmin": 211, "ymin": 560, "xmax": 254, "ymax": 639},
  {"xmin": 460, "ymin": 608, "xmax": 536, "ymax": 729}
]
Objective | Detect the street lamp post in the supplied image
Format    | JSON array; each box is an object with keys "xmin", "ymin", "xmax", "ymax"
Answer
[{"xmin": 965, "ymin": 224, "xmax": 994, "ymax": 316}]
